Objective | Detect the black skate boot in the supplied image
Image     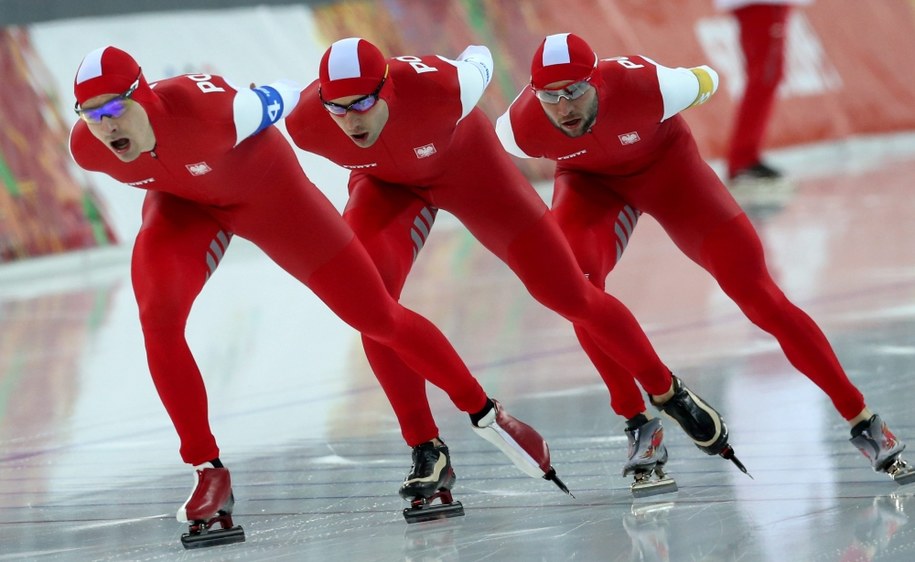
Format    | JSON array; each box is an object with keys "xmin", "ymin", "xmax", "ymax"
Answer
[
  {"xmin": 650, "ymin": 376, "xmax": 750, "ymax": 477},
  {"xmin": 850, "ymin": 414, "xmax": 915, "ymax": 485},
  {"xmin": 400, "ymin": 440, "xmax": 464, "ymax": 523},
  {"xmin": 471, "ymin": 398, "xmax": 572, "ymax": 496},
  {"xmin": 623, "ymin": 417, "xmax": 678, "ymax": 497},
  {"xmin": 178, "ymin": 461, "xmax": 245, "ymax": 549}
]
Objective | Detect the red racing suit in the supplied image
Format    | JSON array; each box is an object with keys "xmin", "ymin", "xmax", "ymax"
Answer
[
  {"xmin": 288, "ymin": 50, "xmax": 680, "ymax": 446},
  {"xmin": 496, "ymin": 55, "xmax": 864, "ymax": 420},
  {"xmin": 70, "ymin": 73, "xmax": 490, "ymax": 464}
]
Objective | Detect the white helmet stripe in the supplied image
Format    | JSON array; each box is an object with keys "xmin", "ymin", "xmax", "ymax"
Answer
[
  {"xmin": 326, "ymin": 37, "xmax": 363, "ymax": 80},
  {"xmin": 541, "ymin": 33, "xmax": 572, "ymax": 68},
  {"xmin": 76, "ymin": 46, "xmax": 108, "ymax": 84}
]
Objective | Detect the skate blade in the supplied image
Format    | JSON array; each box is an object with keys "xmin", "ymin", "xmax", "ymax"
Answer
[
  {"xmin": 719, "ymin": 446, "xmax": 753, "ymax": 479},
  {"xmin": 403, "ymin": 501, "xmax": 464, "ymax": 524},
  {"xmin": 544, "ymin": 467, "xmax": 574, "ymax": 498},
  {"xmin": 180, "ymin": 525, "xmax": 245, "ymax": 549},
  {"xmin": 631, "ymin": 477, "xmax": 678, "ymax": 498}
]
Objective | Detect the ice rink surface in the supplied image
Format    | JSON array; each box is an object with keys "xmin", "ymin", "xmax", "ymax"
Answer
[{"xmin": 2, "ymin": 136, "xmax": 915, "ymax": 561}]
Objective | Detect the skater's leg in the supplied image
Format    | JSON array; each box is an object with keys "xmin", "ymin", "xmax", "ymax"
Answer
[
  {"xmin": 132, "ymin": 192, "xmax": 227, "ymax": 465},
  {"xmin": 133, "ymin": 193, "xmax": 241, "ymax": 537},
  {"xmin": 229, "ymin": 169, "xmax": 488, "ymax": 413},
  {"xmin": 551, "ymin": 176, "xmax": 647, "ymax": 418},
  {"xmin": 631, "ymin": 142, "xmax": 867, "ymax": 421},
  {"xmin": 697, "ymin": 213, "xmax": 866, "ymax": 419},
  {"xmin": 434, "ymin": 152, "xmax": 672, "ymax": 396},
  {"xmin": 344, "ymin": 177, "xmax": 440, "ymax": 446},
  {"xmin": 232, "ymin": 163, "xmax": 560, "ymax": 486}
]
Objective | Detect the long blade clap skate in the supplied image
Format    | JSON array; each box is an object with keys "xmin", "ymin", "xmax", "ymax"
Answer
[
  {"xmin": 651, "ymin": 376, "xmax": 752, "ymax": 478},
  {"xmin": 471, "ymin": 399, "xmax": 573, "ymax": 497},
  {"xmin": 399, "ymin": 441, "xmax": 465, "ymax": 523},
  {"xmin": 177, "ymin": 462, "xmax": 245, "ymax": 549},
  {"xmin": 850, "ymin": 414, "xmax": 915, "ymax": 486}
]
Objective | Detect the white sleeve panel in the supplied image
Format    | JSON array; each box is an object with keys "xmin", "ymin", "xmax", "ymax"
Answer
[
  {"xmin": 495, "ymin": 110, "xmax": 535, "ymax": 159},
  {"xmin": 232, "ymin": 79, "xmax": 301, "ymax": 146},
  {"xmin": 438, "ymin": 45, "xmax": 493, "ymax": 121},
  {"xmin": 654, "ymin": 63, "xmax": 703, "ymax": 122}
]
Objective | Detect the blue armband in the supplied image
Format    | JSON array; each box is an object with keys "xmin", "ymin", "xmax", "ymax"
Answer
[{"xmin": 252, "ymin": 85, "xmax": 284, "ymax": 135}]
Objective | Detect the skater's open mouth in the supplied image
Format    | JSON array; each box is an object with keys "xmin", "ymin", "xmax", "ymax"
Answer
[
  {"xmin": 561, "ymin": 118, "xmax": 582, "ymax": 129},
  {"xmin": 350, "ymin": 132, "xmax": 369, "ymax": 142},
  {"xmin": 110, "ymin": 138, "xmax": 131, "ymax": 153}
]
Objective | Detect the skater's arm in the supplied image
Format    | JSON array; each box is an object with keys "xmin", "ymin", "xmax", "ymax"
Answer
[
  {"xmin": 231, "ymin": 79, "xmax": 301, "ymax": 146},
  {"xmin": 645, "ymin": 58, "xmax": 719, "ymax": 122},
  {"xmin": 442, "ymin": 45, "xmax": 494, "ymax": 119}
]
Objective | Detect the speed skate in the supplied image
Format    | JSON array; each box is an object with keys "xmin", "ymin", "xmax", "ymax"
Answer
[
  {"xmin": 399, "ymin": 441, "xmax": 465, "ymax": 523},
  {"xmin": 623, "ymin": 417, "xmax": 678, "ymax": 498},
  {"xmin": 179, "ymin": 493, "xmax": 245, "ymax": 549},
  {"xmin": 177, "ymin": 463, "xmax": 245, "ymax": 549}
]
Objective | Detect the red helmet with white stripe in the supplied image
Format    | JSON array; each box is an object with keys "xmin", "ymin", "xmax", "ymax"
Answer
[
  {"xmin": 74, "ymin": 46, "xmax": 154, "ymax": 106},
  {"xmin": 319, "ymin": 37, "xmax": 390, "ymax": 101},
  {"xmin": 530, "ymin": 33, "xmax": 599, "ymax": 90}
]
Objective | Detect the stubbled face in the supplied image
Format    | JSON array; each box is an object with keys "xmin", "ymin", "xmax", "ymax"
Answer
[
  {"xmin": 326, "ymin": 96, "xmax": 390, "ymax": 148},
  {"xmin": 538, "ymin": 80, "xmax": 599, "ymax": 138},
  {"xmin": 81, "ymin": 94, "xmax": 156, "ymax": 162}
]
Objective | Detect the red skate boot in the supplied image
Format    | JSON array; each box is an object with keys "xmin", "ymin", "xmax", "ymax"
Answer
[
  {"xmin": 177, "ymin": 461, "xmax": 245, "ymax": 549},
  {"xmin": 471, "ymin": 399, "xmax": 572, "ymax": 496}
]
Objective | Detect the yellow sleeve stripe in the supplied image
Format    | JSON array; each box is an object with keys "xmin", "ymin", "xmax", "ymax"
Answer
[{"xmin": 689, "ymin": 67, "xmax": 715, "ymax": 107}]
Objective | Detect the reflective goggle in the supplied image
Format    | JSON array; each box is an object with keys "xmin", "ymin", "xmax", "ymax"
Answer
[
  {"xmin": 320, "ymin": 66, "xmax": 389, "ymax": 116},
  {"xmin": 531, "ymin": 78, "xmax": 592, "ymax": 104},
  {"xmin": 74, "ymin": 71, "xmax": 141, "ymax": 123}
]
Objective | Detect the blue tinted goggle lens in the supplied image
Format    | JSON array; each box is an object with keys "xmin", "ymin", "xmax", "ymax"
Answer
[
  {"xmin": 77, "ymin": 97, "xmax": 131, "ymax": 123},
  {"xmin": 533, "ymin": 81, "xmax": 591, "ymax": 104}
]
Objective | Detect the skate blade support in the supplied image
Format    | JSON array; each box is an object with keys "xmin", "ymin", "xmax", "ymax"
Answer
[
  {"xmin": 631, "ymin": 475, "xmax": 678, "ymax": 498},
  {"xmin": 403, "ymin": 489, "xmax": 465, "ymax": 524},
  {"xmin": 630, "ymin": 465, "xmax": 677, "ymax": 498},
  {"xmin": 180, "ymin": 512, "xmax": 245, "ymax": 549},
  {"xmin": 888, "ymin": 457, "xmax": 915, "ymax": 486}
]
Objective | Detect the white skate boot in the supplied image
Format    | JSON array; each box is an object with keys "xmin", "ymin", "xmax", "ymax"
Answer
[
  {"xmin": 471, "ymin": 399, "xmax": 572, "ymax": 496},
  {"xmin": 177, "ymin": 461, "xmax": 245, "ymax": 549},
  {"xmin": 623, "ymin": 417, "xmax": 677, "ymax": 497},
  {"xmin": 850, "ymin": 414, "xmax": 915, "ymax": 485}
]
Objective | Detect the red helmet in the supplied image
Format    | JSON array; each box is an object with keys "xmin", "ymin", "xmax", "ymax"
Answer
[
  {"xmin": 530, "ymin": 33, "xmax": 598, "ymax": 90},
  {"xmin": 74, "ymin": 46, "xmax": 154, "ymax": 107},
  {"xmin": 319, "ymin": 37, "xmax": 389, "ymax": 101}
]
